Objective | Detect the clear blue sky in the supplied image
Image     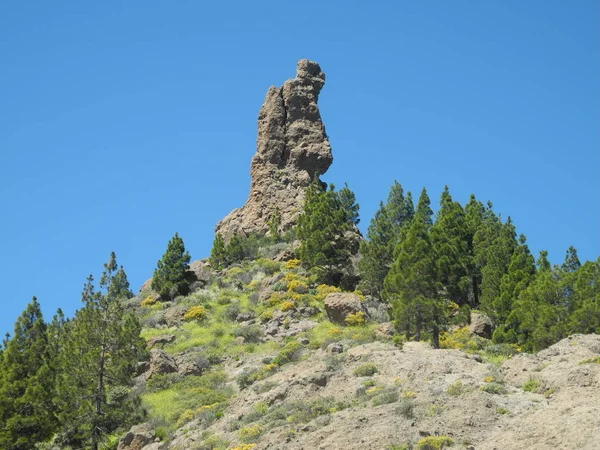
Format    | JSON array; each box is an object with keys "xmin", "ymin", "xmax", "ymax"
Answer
[{"xmin": 1, "ymin": 1, "xmax": 598, "ymax": 337}]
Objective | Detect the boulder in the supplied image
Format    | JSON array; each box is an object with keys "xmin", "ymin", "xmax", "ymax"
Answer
[
  {"xmin": 187, "ymin": 260, "xmax": 211, "ymax": 286},
  {"xmin": 323, "ymin": 293, "xmax": 369, "ymax": 325},
  {"xmin": 117, "ymin": 424, "xmax": 155, "ymax": 450},
  {"xmin": 470, "ymin": 312, "xmax": 493, "ymax": 339},
  {"xmin": 215, "ymin": 60, "xmax": 333, "ymax": 238},
  {"xmin": 144, "ymin": 348, "xmax": 178, "ymax": 380},
  {"xmin": 163, "ymin": 305, "xmax": 187, "ymax": 327}
]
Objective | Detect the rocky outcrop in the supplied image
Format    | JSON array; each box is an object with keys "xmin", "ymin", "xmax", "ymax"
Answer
[
  {"xmin": 324, "ymin": 293, "xmax": 369, "ymax": 325},
  {"xmin": 144, "ymin": 348, "xmax": 178, "ymax": 380},
  {"xmin": 215, "ymin": 60, "xmax": 333, "ymax": 238}
]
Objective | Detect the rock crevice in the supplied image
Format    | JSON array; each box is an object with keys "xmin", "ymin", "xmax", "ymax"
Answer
[{"xmin": 215, "ymin": 59, "xmax": 332, "ymax": 238}]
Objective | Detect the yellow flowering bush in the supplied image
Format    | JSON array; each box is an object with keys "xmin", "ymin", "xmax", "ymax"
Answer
[
  {"xmin": 184, "ymin": 305, "xmax": 206, "ymax": 321},
  {"xmin": 258, "ymin": 310, "xmax": 273, "ymax": 322},
  {"xmin": 230, "ymin": 444, "xmax": 256, "ymax": 450},
  {"xmin": 345, "ymin": 311, "xmax": 366, "ymax": 326},
  {"xmin": 140, "ymin": 295, "xmax": 157, "ymax": 307},
  {"xmin": 287, "ymin": 279, "xmax": 308, "ymax": 294},
  {"xmin": 316, "ymin": 284, "xmax": 340, "ymax": 296},
  {"xmin": 280, "ymin": 301, "xmax": 295, "ymax": 312},
  {"xmin": 238, "ymin": 424, "xmax": 262, "ymax": 443},
  {"xmin": 283, "ymin": 259, "xmax": 300, "ymax": 269}
]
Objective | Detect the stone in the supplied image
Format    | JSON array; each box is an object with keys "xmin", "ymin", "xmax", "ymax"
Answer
[
  {"xmin": 174, "ymin": 354, "xmax": 209, "ymax": 376},
  {"xmin": 327, "ymin": 343, "xmax": 344, "ymax": 354},
  {"xmin": 470, "ymin": 312, "xmax": 493, "ymax": 339},
  {"xmin": 144, "ymin": 348, "xmax": 178, "ymax": 380},
  {"xmin": 163, "ymin": 305, "xmax": 187, "ymax": 327},
  {"xmin": 117, "ymin": 424, "xmax": 155, "ymax": 450},
  {"xmin": 147, "ymin": 334, "xmax": 176, "ymax": 348},
  {"xmin": 375, "ymin": 322, "xmax": 395, "ymax": 340},
  {"xmin": 216, "ymin": 60, "xmax": 333, "ymax": 238},
  {"xmin": 323, "ymin": 293, "xmax": 369, "ymax": 325},
  {"xmin": 187, "ymin": 260, "xmax": 211, "ymax": 286}
]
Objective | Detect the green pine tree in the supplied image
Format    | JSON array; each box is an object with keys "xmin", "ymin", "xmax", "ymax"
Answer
[
  {"xmin": 0, "ymin": 297, "xmax": 57, "ymax": 450},
  {"xmin": 358, "ymin": 181, "xmax": 414, "ymax": 296},
  {"xmin": 55, "ymin": 254, "xmax": 146, "ymax": 450},
  {"xmin": 297, "ymin": 179, "xmax": 358, "ymax": 286},
  {"xmin": 152, "ymin": 232, "xmax": 191, "ymax": 299},
  {"xmin": 209, "ymin": 233, "xmax": 229, "ymax": 270},
  {"xmin": 384, "ymin": 188, "xmax": 447, "ymax": 347},
  {"xmin": 493, "ymin": 235, "xmax": 537, "ymax": 343},
  {"xmin": 430, "ymin": 186, "xmax": 471, "ymax": 306}
]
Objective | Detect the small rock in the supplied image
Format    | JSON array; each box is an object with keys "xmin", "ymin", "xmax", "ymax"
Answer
[
  {"xmin": 298, "ymin": 337, "xmax": 310, "ymax": 345},
  {"xmin": 324, "ymin": 293, "xmax": 369, "ymax": 325},
  {"xmin": 327, "ymin": 343, "xmax": 344, "ymax": 354}
]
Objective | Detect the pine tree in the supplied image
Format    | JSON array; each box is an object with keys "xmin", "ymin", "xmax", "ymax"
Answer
[
  {"xmin": 152, "ymin": 232, "xmax": 191, "ymax": 299},
  {"xmin": 477, "ymin": 217, "xmax": 517, "ymax": 317},
  {"xmin": 358, "ymin": 181, "xmax": 413, "ymax": 296},
  {"xmin": 56, "ymin": 254, "xmax": 146, "ymax": 450},
  {"xmin": 537, "ymin": 250, "xmax": 551, "ymax": 272},
  {"xmin": 297, "ymin": 180, "xmax": 358, "ymax": 286},
  {"xmin": 0, "ymin": 297, "xmax": 57, "ymax": 449},
  {"xmin": 493, "ymin": 235, "xmax": 536, "ymax": 343},
  {"xmin": 337, "ymin": 182, "xmax": 360, "ymax": 225},
  {"xmin": 209, "ymin": 233, "xmax": 228, "ymax": 270},
  {"xmin": 430, "ymin": 186, "xmax": 471, "ymax": 306},
  {"xmin": 562, "ymin": 246, "xmax": 581, "ymax": 272},
  {"xmin": 384, "ymin": 188, "xmax": 446, "ymax": 347}
]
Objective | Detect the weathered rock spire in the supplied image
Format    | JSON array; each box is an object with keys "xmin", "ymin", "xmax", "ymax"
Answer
[{"xmin": 215, "ymin": 60, "xmax": 333, "ymax": 238}]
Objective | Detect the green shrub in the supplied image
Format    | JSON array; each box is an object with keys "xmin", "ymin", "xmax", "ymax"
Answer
[
  {"xmin": 353, "ymin": 363, "xmax": 378, "ymax": 377},
  {"xmin": 416, "ymin": 436, "xmax": 455, "ymax": 449},
  {"xmin": 233, "ymin": 325, "xmax": 263, "ymax": 343},
  {"xmin": 446, "ymin": 381, "xmax": 464, "ymax": 396},
  {"xmin": 238, "ymin": 424, "xmax": 262, "ymax": 443},
  {"xmin": 372, "ymin": 388, "xmax": 399, "ymax": 406},
  {"xmin": 395, "ymin": 398, "xmax": 414, "ymax": 419},
  {"xmin": 522, "ymin": 377, "xmax": 539, "ymax": 393},
  {"xmin": 480, "ymin": 382, "xmax": 506, "ymax": 395}
]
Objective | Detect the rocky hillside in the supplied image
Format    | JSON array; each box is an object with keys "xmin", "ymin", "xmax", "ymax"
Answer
[{"xmin": 121, "ymin": 254, "xmax": 600, "ymax": 450}]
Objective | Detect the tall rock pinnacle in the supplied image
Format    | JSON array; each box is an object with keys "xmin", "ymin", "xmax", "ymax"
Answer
[{"xmin": 215, "ymin": 60, "xmax": 333, "ymax": 238}]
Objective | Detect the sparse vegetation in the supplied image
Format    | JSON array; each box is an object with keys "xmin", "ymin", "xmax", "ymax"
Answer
[
  {"xmin": 353, "ymin": 363, "xmax": 378, "ymax": 377},
  {"xmin": 416, "ymin": 435, "xmax": 455, "ymax": 449}
]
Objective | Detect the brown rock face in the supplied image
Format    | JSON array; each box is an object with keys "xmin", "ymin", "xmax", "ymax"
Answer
[{"xmin": 215, "ymin": 60, "xmax": 333, "ymax": 238}]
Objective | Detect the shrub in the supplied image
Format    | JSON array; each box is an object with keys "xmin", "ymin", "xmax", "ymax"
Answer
[
  {"xmin": 480, "ymin": 382, "xmax": 506, "ymax": 395},
  {"xmin": 238, "ymin": 424, "xmax": 262, "ymax": 443},
  {"xmin": 224, "ymin": 303, "xmax": 241, "ymax": 321},
  {"xmin": 316, "ymin": 284, "xmax": 340, "ymax": 296},
  {"xmin": 522, "ymin": 377, "xmax": 539, "ymax": 393},
  {"xmin": 184, "ymin": 306, "xmax": 207, "ymax": 321},
  {"xmin": 345, "ymin": 311, "xmax": 366, "ymax": 326},
  {"xmin": 233, "ymin": 325, "xmax": 263, "ymax": 344},
  {"xmin": 439, "ymin": 326, "xmax": 484, "ymax": 352},
  {"xmin": 446, "ymin": 381, "xmax": 464, "ymax": 396},
  {"xmin": 256, "ymin": 258, "xmax": 281, "ymax": 274},
  {"xmin": 258, "ymin": 310, "xmax": 273, "ymax": 322},
  {"xmin": 280, "ymin": 301, "xmax": 295, "ymax": 312},
  {"xmin": 230, "ymin": 445, "xmax": 256, "ymax": 450},
  {"xmin": 141, "ymin": 295, "xmax": 157, "ymax": 307},
  {"xmin": 372, "ymin": 388, "xmax": 399, "ymax": 406},
  {"xmin": 283, "ymin": 259, "xmax": 300, "ymax": 270},
  {"xmin": 579, "ymin": 356, "xmax": 600, "ymax": 364},
  {"xmin": 395, "ymin": 398, "xmax": 414, "ymax": 418},
  {"xmin": 353, "ymin": 363, "xmax": 378, "ymax": 377},
  {"xmin": 416, "ymin": 436, "xmax": 455, "ymax": 449}
]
